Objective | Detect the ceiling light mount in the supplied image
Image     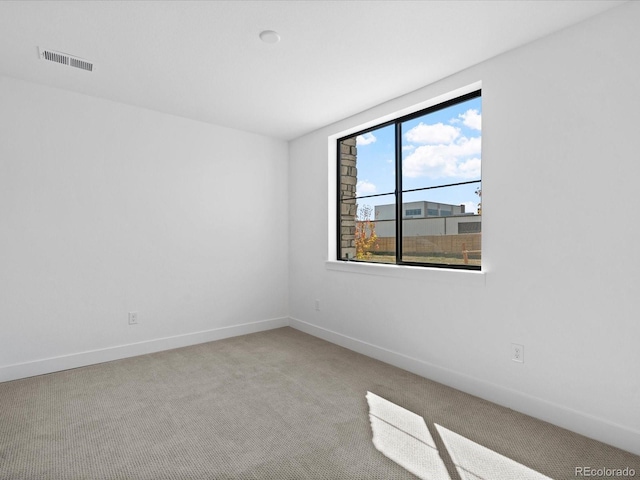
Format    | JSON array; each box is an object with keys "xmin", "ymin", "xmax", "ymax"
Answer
[{"xmin": 259, "ymin": 30, "xmax": 280, "ymax": 44}]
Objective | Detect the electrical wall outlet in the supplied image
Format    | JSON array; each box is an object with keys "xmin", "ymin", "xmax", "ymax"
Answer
[
  {"xmin": 315, "ymin": 300, "xmax": 320, "ymax": 311},
  {"xmin": 512, "ymin": 343, "xmax": 524, "ymax": 363},
  {"xmin": 128, "ymin": 312, "xmax": 138, "ymax": 325}
]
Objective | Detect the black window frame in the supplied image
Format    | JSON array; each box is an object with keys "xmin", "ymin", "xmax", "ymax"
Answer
[{"xmin": 336, "ymin": 89, "xmax": 481, "ymax": 271}]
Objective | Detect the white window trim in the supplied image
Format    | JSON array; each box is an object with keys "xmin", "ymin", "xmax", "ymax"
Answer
[{"xmin": 325, "ymin": 259, "xmax": 485, "ymax": 286}]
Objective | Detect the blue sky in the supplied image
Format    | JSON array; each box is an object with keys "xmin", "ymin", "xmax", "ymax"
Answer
[{"xmin": 354, "ymin": 96, "xmax": 481, "ymax": 215}]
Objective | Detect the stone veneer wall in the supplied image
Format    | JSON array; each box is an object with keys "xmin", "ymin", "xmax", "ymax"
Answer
[{"xmin": 339, "ymin": 137, "xmax": 357, "ymax": 259}]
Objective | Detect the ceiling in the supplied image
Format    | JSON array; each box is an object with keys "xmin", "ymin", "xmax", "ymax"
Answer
[{"xmin": 0, "ymin": 1, "xmax": 625, "ymax": 140}]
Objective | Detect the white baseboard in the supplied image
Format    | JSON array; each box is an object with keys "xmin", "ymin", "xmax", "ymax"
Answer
[
  {"xmin": 288, "ymin": 317, "xmax": 640, "ymax": 457},
  {"xmin": 0, "ymin": 317, "xmax": 289, "ymax": 383},
  {"xmin": 3, "ymin": 315, "xmax": 638, "ymax": 456}
]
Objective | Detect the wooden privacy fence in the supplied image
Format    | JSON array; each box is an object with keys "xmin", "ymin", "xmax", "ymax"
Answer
[{"xmin": 374, "ymin": 233, "xmax": 481, "ymax": 259}]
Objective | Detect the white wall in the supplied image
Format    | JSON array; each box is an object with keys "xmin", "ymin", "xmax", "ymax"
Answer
[
  {"xmin": 0, "ymin": 76, "xmax": 289, "ymax": 381},
  {"xmin": 288, "ymin": 2, "xmax": 640, "ymax": 455}
]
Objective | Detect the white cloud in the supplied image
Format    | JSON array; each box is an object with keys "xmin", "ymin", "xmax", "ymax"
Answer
[
  {"xmin": 356, "ymin": 180, "xmax": 377, "ymax": 196},
  {"xmin": 459, "ymin": 109, "xmax": 481, "ymax": 130},
  {"xmin": 403, "ymin": 138, "xmax": 481, "ymax": 179},
  {"xmin": 457, "ymin": 157, "xmax": 481, "ymax": 177},
  {"xmin": 402, "ymin": 144, "xmax": 416, "ymax": 152},
  {"xmin": 356, "ymin": 132, "xmax": 377, "ymax": 146},
  {"xmin": 453, "ymin": 136, "xmax": 482, "ymax": 156},
  {"xmin": 404, "ymin": 122, "xmax": 460, "ymax": 145},
  {"xmin": 461, "ymin": 201, "xmax": 478, "ymax": 214}
]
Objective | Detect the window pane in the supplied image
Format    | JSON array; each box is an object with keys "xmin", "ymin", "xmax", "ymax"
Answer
[
  {"xmin": 401, "ymin": 95, "xmax": 481, "ymax": 266},
  {"xmin": 401, "ymin": 184, "xmax": 481, "ymax": 266},
  {"xmin": 339, "ymin": 125, "xmax": 395, "ymax": 262},
  {"xmin": 401, "ymin": 96, "xmax": 481, "ymax": 190},
  {"xmin": 362, "ymin": 194, "xmax": 395, "ymax": 263}
]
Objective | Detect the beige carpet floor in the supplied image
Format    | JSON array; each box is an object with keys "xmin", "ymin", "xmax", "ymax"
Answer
[{"xmin": 1, "ymin": 327, "xmax": 638, "ymax": 479}]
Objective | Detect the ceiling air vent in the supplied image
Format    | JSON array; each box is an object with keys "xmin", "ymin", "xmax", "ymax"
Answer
[{"xmin": 39, "ymin": 47, "xmax": 94, "ymax": 72}]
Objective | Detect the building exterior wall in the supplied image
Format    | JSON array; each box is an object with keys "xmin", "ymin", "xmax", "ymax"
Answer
[
  {"xmin": 375, "ymin": 201, "xmax": 465, "ymax": 221},
  {"xmin": 373, "ymin": 215, "xmax": 481, "ymax": 237},
  {"xmin": 339, "ymin": 137, "xmax": 357, "ymax": 259}
]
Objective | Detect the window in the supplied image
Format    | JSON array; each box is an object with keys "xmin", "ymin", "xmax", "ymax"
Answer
[
  {"xmin": 337, "ymin": 90, "xmax": 481, "ymax": 270},
  {"xmin": 458, "ymin": 221, "xmax": 481, "ymax": 234}
]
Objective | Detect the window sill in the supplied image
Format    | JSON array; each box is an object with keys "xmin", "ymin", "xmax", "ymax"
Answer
[{"xmin": 325, "ymin": 260, "xmax": 486, "ymax": 287}]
